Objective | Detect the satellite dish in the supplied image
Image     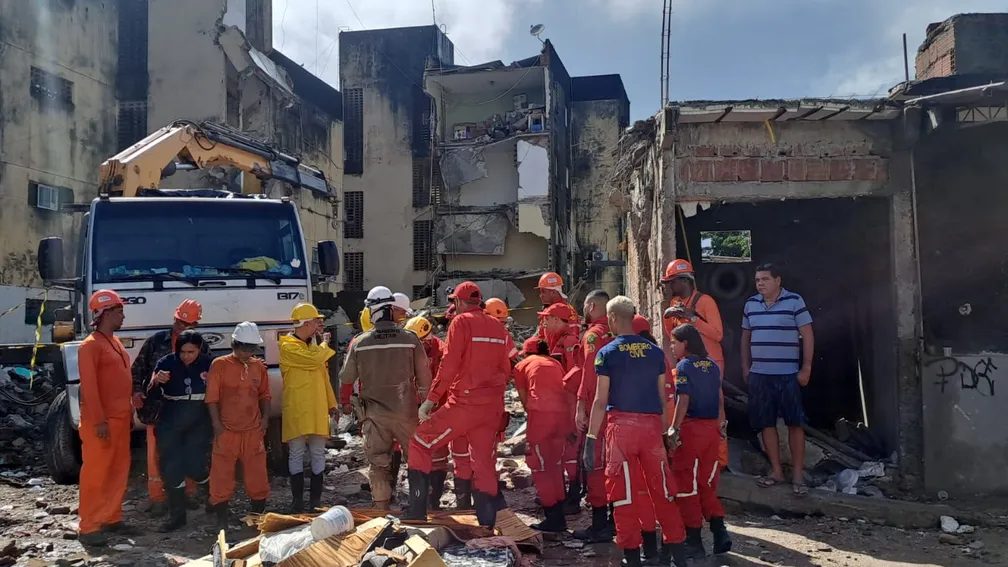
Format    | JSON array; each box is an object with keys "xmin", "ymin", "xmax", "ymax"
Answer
[{"xmin": 529, "ymin": 24, "xmax": 545, "ymax": 42}]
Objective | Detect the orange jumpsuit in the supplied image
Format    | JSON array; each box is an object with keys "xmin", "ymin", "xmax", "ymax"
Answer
[
  {"xmin": 205, "ymin": 354, "xmax": 271, "ymax": 505},
  {"xmin": 546, "ymin": 327, "xmax": 582, "ymax": 482},
  {"xmin": 576, "ymin": 320, "xmax": 613, "ymax": 508},
  {"xmin": 78, "ymin": 332, "xmax": 133, "ymax": 536},
  {"xmin": 514, "ymin": 354, "xmax": 571, "ymax": 507}
]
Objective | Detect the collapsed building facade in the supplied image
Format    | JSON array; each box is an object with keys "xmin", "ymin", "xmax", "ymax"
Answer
[{"xmin": 612, "ymin": 13, "xmax": 1008, "ymax": 495}]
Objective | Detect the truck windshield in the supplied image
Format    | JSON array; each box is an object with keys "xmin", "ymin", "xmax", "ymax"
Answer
[{"xmin": 91, "ymin": 200, "xmax": 308, "ymax": 284}]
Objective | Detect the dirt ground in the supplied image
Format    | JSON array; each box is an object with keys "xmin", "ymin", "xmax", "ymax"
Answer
[{"xmin": 0, "ymin": 434, "xmax": 1005, "ymax": 567}]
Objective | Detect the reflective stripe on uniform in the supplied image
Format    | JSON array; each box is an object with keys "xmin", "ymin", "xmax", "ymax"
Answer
[
  {"xmin": 472, "ymin": 337, "xmax": 506, "ymax": 345},
  {"xmin": 164, "ymin": 393, "xmax": 206, "ymax": 401},
  {"xmin": 354, "ymin": 343, "xmax": 416, "ymax": 351},
  {"xmin": 612, "ymin": 461, "xmax": 633, "ymax": 507},
  {"xmin": 414, "ymin": 427, "xmax": 453, "ymax": 449},
  {"xmin": 706, "ymin": 460, "xmax": 719, "ymax": 486},
  {"xmin": 676, "ymin": 458, "xmax": 699, "ymax": 498},
  {"xmin": 660, "ymin": 460, "xmax": 673, "ymax": 501}
]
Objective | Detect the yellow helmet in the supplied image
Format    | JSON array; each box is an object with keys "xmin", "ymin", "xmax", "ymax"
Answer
[
  {"xmin": 291, "ymin": 303, "xmax": 322, "ymax": 322},
  {"xmin": 359, "ymin": 307, "xmax": 374, "ymax": 332},
  {"xmin": 404, "ymin": 316, "xmax": 433, "ymax": 339}
]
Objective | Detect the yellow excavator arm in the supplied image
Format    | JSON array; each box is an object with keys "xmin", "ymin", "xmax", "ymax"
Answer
[{"xmin": 99, "ymin": 120, "xmax": 329, "ymax": 197}]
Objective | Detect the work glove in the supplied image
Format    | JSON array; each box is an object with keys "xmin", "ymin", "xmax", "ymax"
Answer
[
  {"xmin": 664, "ymin": 427, "xmax": 681, "ymax": 454},
  {"xmin": 581, "ymin": 436, "xmax": 596, "ymax": 472},
  {"xmin": 418, "ymin": 400, "xmax": 436, "ymax": 422}
]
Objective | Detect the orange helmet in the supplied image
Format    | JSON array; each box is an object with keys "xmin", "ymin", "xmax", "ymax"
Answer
[
  {"xmin": 89, "ymin": 289, "xmax": 123, "ymax": 317},
  {"xmin": 535, "ymin": 272, "xmax": 564, "ymax": 291},
  {"xmin": 661, "ymin": 259, "xmax": 694, "ymax": 282},
  {"xmin": 174, "ymin": 299, "xmax": 203, "ymax": 324},
  {"xmin": 484, "ymin": 298, "xmax": 509, "ymax": 321}
]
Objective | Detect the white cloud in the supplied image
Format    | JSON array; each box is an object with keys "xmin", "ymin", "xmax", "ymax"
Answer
[{"xmin": 271, "ymin": 0, "xmax": 541, "ymax": 88}]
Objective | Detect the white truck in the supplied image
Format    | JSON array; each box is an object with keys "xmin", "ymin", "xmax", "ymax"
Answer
[{"xmin": 36, "ymin": 121, "xmax": 340, "ymax": 483}]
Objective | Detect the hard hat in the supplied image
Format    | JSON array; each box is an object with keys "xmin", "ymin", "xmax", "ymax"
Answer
[
  {"xmin": 484, "ymin": 298, "xmax": 509, "ymax": 321},
  {"xmin": 174, "ymin": 299, "xmax": 203, "ymax": 324},
  {"xmin": 535, "ymin": 272, "xmax": 564, "ymax": 291},
  {"xmin": 448, "ymin": 281, "xmax": 481, "ymax": 303},
  {"xmin": 232, "ymin": 321, "xmax": 264, "ymax": 345},
  {"xmin": 393, "ymin": 293, "xmax": 412, "ymax": 313},
  {"xmin": 632, "ymin": 314, "xmax": 651, "ymax": 334},
  {"xmin": 291, "ymin": 303, "xmax": 322, "ymax": 322},
  {"xmin": 522, "ymin": 337, "xmax": 542, "ymax": 355},
  {"xmin": 661, "ymin": 259, "xmax": 694, "ymax": 282},
  {"xmin": 88, "ymin": 290, "xmax": 123, "ymax": 317},
  {"xmin": 359, "ymin": 307, "xmax": 374, "ymax": 332},
  {"xmin": 404, "ymin": 316, "xmax": 433, "ymax": 339},
  {"xmin": 366, "ymin": 286, "xmax": 394, "ymax": 307},
  {"xmin": 537, "ymin": 302, "xmax": 574, "ymax": 322}
]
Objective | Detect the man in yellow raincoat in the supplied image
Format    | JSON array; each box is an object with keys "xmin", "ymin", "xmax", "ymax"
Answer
[{"xmin": 280, "ymin": 303, "xmax": 337, "ymax": 512}]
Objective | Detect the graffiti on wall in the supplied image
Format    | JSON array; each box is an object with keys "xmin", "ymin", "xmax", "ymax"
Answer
[{"xmin": 926, "ymin": 356, "xmax": 997, "ymax": 397}]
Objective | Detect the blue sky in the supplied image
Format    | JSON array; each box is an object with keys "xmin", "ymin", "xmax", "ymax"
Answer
[{"xmin": 273, "ymin": 0, "xmax": 1006, "ymax": 120}]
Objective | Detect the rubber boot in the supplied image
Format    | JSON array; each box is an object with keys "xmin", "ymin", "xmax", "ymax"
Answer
[
  {"xmin": 199, "ymin": 481, "xmax": 212, "ymax": 514},
  {"xmin": 403, "ymin": 469, "xmax": 430, "ymax": 521},
  {"xmin": 641, "ymin": 531, "xmax": 660, "ymax": 565},
  {"xmin": 429, "ymin": 470, "xmax": 448, "ymax": 511},
  {"xmin": 215, "ymin": 502, "xmax": 229, "ymax": 529},
  {"xmin": 389, "ymin": 451, "xmax": 403, "ymax": 504},
  {"xmin": 474, "ymin": 490, "xmax": 497, "ymax": 528},
  {"xmin": 494, "ymin": 482, "xmax": 508, "ymax": 511},
  {"xmin": 529, "ymin": 504, "xmax": 567, "ymax": 533},
  {"xmin": 562, "ymin": 479, "xmax": 582, "ymax": 515},
  {"xmin": 621, "ymin": 547, "xmax": 642, "ymax": 567},
  {"xmin": 662, "ymin": 542, "xmax": 689, "ymax": 567},
  {"xmin": 572, "ymin": 506, "xmax": 613, "ymax": 542},
  {"xmin": 309, "ymin": 473, "xmax": 323, "ymax": 511},
  {"xmin": 149, "ymin": 501, "xmax": 167, "ymax": 519},
  {"xmin": 684, "ymin": 527, "xmax": 706, "ymax": 559},
  {"xmin": 289, "ymin": 472, "xmax": 305, "ymax": 513},
  {"xmin": 250, "ymin": 500, "xmax": 267, "ymax": 514},
  {"xmin": 78, "ymin": 531, "xmax": 109, "ymax": 547},
  {"xmin": 710, "ymin": 517, "xmax": 733, "ymax": 554},
  {"xmin": 158, "ymin": 487, "xmax": 187, "ymax": 532},
  {"xmin": 454, "ymin": 478, "xmax": 473, "ymax": 510}
]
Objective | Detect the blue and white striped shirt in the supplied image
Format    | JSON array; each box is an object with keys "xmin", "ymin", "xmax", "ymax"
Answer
[{"xmin": 742, "ymin": 288, "xmax": 813, "ymax": 375}]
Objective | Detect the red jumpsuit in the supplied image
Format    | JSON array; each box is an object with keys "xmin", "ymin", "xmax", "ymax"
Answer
[
  {"xmin": 409, "ymin": 307, "xmax": 511, "ymax": 497},
  {"xmin": 514, "ymin": 354, "xmax": 571, "ymax": 507},
  {"xmin": 577, "ymin": 321, "xmax": 612, "ymax": 508},
  {"xmin": 422, "ymin": 336, "xmax": 453, "ymax": 473},
  {"xmin": 546, "ymin": 327, "xmax": 582, "ymax": 481}
]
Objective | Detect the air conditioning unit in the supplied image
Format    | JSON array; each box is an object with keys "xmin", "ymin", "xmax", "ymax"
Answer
[{"xmin": 35, "ymin": 183, "xmax": 60, "ymax": 211}]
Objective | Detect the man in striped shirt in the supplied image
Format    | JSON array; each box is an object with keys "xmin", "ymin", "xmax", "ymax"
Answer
[{"xmin": 741, "ymin": 263, "xmax": 815, "ymax": 495}]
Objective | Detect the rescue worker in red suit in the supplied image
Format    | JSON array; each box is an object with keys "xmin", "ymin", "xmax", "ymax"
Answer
[
  {"xmin": 403, "ymin": 315, "xmax": 450, "ymax": 509},
  {"xmin": 405, "ymin": 282, "xmax": 512, "ymax": 527},
  {"xmin": 584, "ymin": 295, "xmax": 688, "ymax": 567},
  {"xmin": 514, "ymin": 337, "xmax": 572, "ymax": 532},
  {"xmin": 534, "ymin": 272, "xmax": 580, "ymax": 341},
  {"xmin": 573, "ymin": 289, "xmax": 615, "ymax": 540},
  {"xmin": 668, "ymin": 323, "xmax": 732, "ymax": 559}
]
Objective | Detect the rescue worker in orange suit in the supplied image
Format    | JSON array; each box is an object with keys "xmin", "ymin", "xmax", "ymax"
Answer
[
  {"xmin": 131, "ymin": 299, "xmax": 203, "ymax": 517},
  {"xmin": 206, "ymin": 322, "xmax": 272, "ymax": 527},
  {"xmin": 668, "ymin": 323, "xmax": 733, "ymax": 559},
  {"xmin": 534, "ymin": 272, "xmax": 580, "ymax": 342},
  {"xmin": 280, "ymin": 303, "xmax": 338, "ymax": 513},
  {"xmin": 78, "ymin": 290, "xmax": 137, "ymax": 547},
  {"xmin": 584, "ymin": 296, "xmax": 688, "ymax": 567},
  {"xmin": 660, "ymin": 259, "xmax": 728, "ymax": 470},
  {"xmin": 405, "ymin": 281, "xmax": 512, "ymax": 527},
  {"xmin": 514, "ymin": 337, "xmax": 572, "ymax": 532},
  {"xmin": 339, "ymin": 288, "xmax": 431, "ymax": 510},
  {"xmin": 573, "ymin": 289, "xmax": 615, "ymax": 541},
  {"xmin": 538, "ymin": 302, "xmax": 583, "ymax": 513}
]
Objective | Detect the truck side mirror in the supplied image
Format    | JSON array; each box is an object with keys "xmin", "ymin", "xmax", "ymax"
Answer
[
  {"xmin": 317, "ymin": 240, "xmax": 340, "ymax": 276},
  {"xmin": 38, "ymin": 237, "xmax": 65, "ymax": 281}
]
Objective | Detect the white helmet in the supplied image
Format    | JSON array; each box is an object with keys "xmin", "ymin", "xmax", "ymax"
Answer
[
  {"xmin": 393, "ymin": 292, "xmax": 412, "ymax": 314},
  {"xmin": 366, "ymin": 286, "xmax": 394, "ymax": 307},
  {"xmin": 232, "ymin": 321, "xmax": 264, "ymax": 345}
]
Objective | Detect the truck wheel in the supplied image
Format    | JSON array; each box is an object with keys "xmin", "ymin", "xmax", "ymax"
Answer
[
  {"xmin": 266, "ymin": 417, "xmax": 288, "ymax": 476},
  {"xmin": 44, "ymin": 391, "xmax": 82, "ymax": 485}
]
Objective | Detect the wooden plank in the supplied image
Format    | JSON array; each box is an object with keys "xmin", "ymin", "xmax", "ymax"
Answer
[{"xmin": 226, "ymin": 535, "xmax": 262, "ymax": 559}]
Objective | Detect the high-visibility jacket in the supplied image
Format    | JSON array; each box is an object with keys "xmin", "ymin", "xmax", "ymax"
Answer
[{"xmin": 279, "ymin": 334, "xmax": 337, "ymax": 441}]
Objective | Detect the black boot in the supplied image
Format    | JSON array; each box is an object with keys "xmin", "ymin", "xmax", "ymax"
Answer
[
  {"xmin": 158, "ymin": 487, "xmax": 187, "ymax": 532},
  {"xmin": 215, "ymin": 502, "xmax": 229, "ymax": 529},
  {"xmin": 289, "ymin": 472, "xmax": 305, "ymax": 513},
  {"xmin": 403, "ymin": 469, "xmax": 430, "ymax": 521},
  {"xmin": 641, "ymin": 531, "xmax": 660, "ymax": 565},
  {"xmin": 429, "ymin": 471, "xmax": 447, "ymax": 511},
  {"xmin": 621, "ymin": 547, "xmax": 642, "ymax": 567},
  {"xmin": 709, "ymin": 517, "xmax": 733, "ymax": 554},
  {"xmin": 473, "ymin": 490, "xmax": 497, "ymax": 528},
  {"xmin": 250, "ymin": 500, "xmax": 267, "ymax": 514},
  {"xmin": 198, "ymin": 481, "xmax": 212, "ymax": 514},
  {"xmin": 684, "ymin": 527, "xmax": 706, "ymax": 559},
  {"xmin": 390, "ymin": 451, "xmax": 403, "ymax": 503},
  {"xmin": 454, "ymin": 478, "xmax": 473, "ymax": 510},
  {"xmin": 562, "ymin": 479, "xmax": 582, "ymax": 515},
  {"xmin": 662, "ymin": 542, "xmax": 689, "ymax": 567},
  {"xmin": 529, "ymin": 504, "xmax": 567, "ymax": 533},
  {"xmin": 572, "ymin": 506, "xmax": 614, "ymax": 542},
  {"xmin": 309, "ymin": 473, "xmax": 323, "ymax": 511}
]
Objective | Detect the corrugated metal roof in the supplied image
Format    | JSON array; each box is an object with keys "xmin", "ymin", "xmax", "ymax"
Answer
[{"xmin": 672, "ymin": 99, "xmax": 901, "ymax": 123}]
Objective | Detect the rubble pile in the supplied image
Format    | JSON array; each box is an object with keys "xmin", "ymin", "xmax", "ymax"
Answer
[{"xmin": 0, "ymin": 367, "xmax": 58, "ymax": 469}]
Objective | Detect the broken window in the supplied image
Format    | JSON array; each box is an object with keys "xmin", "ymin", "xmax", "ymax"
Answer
[
  {"xmin": 412, "ymin": 88, "xmax": 431, "ymax": 157},
  {"xmin": 117, "ymin": 101, "xmax": 148, "ymax": 151},
  {"xmin": 412, "ymin": 158, "xmax": 430, "ymax": 208},
  {"xmin": 413, "ymin": 220, "xmax": 433, "ymax": 271},
  {"xmin": 700, "ymin": 230, "xmax": 752, "ymax": 263},
  {"xmin": 344, "ymin": 191, "xmax": 364, "ymax": 239},
  {"xmin": 344, "ymin": 87, "xmax": 364, "ymax": 174},
  {"xmin": 30, "ymin": 67, "xmax": 73, "ymax": 110},
  {"xmin": 344, "ymin": 252, "xmax": 364, "ymax": 291}
]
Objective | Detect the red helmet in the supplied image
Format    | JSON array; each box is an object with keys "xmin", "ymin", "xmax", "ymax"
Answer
[
  {"xmin": 174, "ymin": 299, "xmax": 203, "ymax": 324},
  {"xmin": 89, "ymin": 290, "xmax": 123, "ymax": 317},
  {"xmin": 661, "ymin": 259, "xmax": 694, "ymax": 282},
  {"xmin": 632, "ymin": 314, "xmax": 651, "ymax": 334}
]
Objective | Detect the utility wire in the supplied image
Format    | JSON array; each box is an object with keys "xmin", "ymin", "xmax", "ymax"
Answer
[{"xmin": 344, "ymin": 0, "xmax": 366, "ymax": 29}]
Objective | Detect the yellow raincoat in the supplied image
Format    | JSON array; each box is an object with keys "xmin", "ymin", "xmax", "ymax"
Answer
[{"xmin": 279, "ymin": 334, "xmax": 337, "ymax": 442}]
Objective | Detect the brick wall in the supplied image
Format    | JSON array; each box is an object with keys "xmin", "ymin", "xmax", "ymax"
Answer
[
  {"xmin": 916, "ymin": 14, "xmax": 1008, "ymax": 80},
  {"xmin": 916, "ymin": 22, "xmax": 955, "ymax": 80}
]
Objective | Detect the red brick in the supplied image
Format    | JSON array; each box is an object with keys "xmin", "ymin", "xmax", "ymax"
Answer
[
  {"xmin": 785, "ymin": 159, "xmax": 806, "ymax": 181},
  {"xmin": 713, "ymin": 159, "xmax": 738, "ymax": 182},
  {"xmin": 718, "ymin": 145, "xmax": 741, "ymax": 157},
  {"xmin": 692, "ymin": 145, "xmax": 716, "ymax": 158},
  {"xmin": 805, "ymin": 158, "xmax": 829, "ymax": 181},
  {"xmin": 829, "ymin": 159, "xmax": 852, "ymax": 181},
  {"xmin": 875, "ymin": 160, "xmax": 889, "ymax": 182},
  {"xmin": 851, "ymin": 159, "xmax": 876, "ymax": 181},
  {"xmin": 760, "ymin": 159, "xmax": 785, "ymax": 182},
  {"xmin": 689, "ymin": 160, "xmax": 714, "ymax": 182},
  {"xmin": 677, "ymin": 160, "xmax": 691, "ymax": 183},
  {"xmin": 737, "ymin": 158, "xmax": 759, "ymax": 182}
]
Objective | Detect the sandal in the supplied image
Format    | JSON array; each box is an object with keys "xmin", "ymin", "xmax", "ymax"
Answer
[
  {"xmin": 792, "ymin": 483, "xmax": 809, "ymax": 496},
  {"xmin": 757, "ymin": 476, "xmax": 783, "ymax": 488}
]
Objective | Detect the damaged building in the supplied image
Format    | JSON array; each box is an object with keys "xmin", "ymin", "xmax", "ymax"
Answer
[{"xmin": 611, "ymin": 12, "xmax": 1008, "ymax": 495}]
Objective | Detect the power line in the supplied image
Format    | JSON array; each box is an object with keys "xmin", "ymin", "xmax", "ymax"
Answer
[
  {"xmin": 344, "ymin": 0, "xmax": 366, "ymax": 29},
  {"xmin": 279, "ymin": 0, "xmax": 289, "ymax": 49}
]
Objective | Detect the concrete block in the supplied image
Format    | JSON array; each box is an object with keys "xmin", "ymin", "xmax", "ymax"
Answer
[
  {"xmin": 851, "ymin": 159, "xmax": 876, "ymax": 181},
  {"xmin": 714, "ymin": 159, "xmax": 738, "ymax": 182},
  {"xmin": 829, "ymin": 159, "xmax": 852, "ymax": 181},
  {"xmin": 693, "ymin": 145, "xmax": 716, "ymax": 157},
  {"xmin": 760, "ymin": 159, "xmax": 785, "ymax": 182},
  {"xmin": 690, "ymin": 160, "xmax": 714, "ymax": 182},
  {"xmin": 737, "ymin": 159, "xmax": 759, "ymax": 182},
  {"xmin": 718, "ymin": 145, "xmax": 741, "ymax": 157},
  {"xmin": 677, "ymin": 160, "xmax": 691, "ymax": 183},
  {"xmin": 786, "ymin": 159, "xmax": 806, "ymax": 181},
  {"xmin": 805, "ymin": 158, "xmax": 829, "ymax": 181}
]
